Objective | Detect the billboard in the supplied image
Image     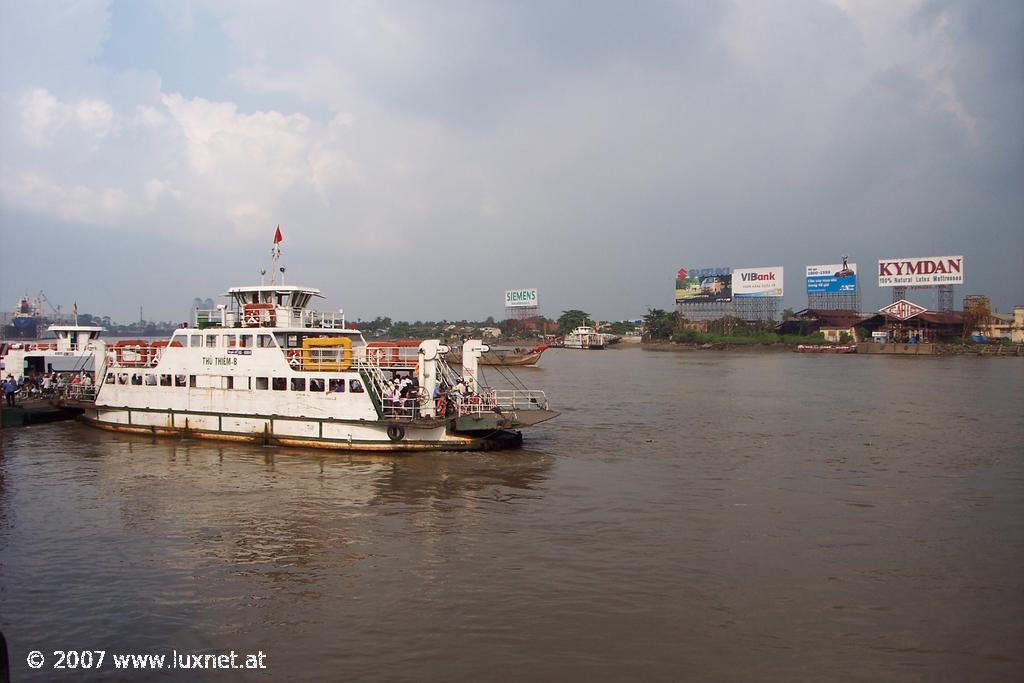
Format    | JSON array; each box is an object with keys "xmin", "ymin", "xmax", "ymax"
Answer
[
  {"xmin": 880, "ymin": 299, "xmax": 927, "ymax": 321},
  {"xmin": 505, "ymin": 288, "xmax": 539, "ymax": 308},
  {"xmin": 877, "ymin": 256, "xmax": 964, "ymax": 287},
  {"xmin": 806, "ymin": 262, "xmax": 858, "ymax": 294},
  {"xmin": 675, "ymin": 267, "xmax": 732, "ymax": 303},
  {"xmin": 733, "ymin": 266, "xmax": 784, "ymax": 297}
]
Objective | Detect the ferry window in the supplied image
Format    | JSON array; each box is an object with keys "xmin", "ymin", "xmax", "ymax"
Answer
[
  {"xmin": 144, "ymin": 374, "xmax": 157, "ymax": 385},
  {"xmin": 190, "ymin": 335, "xmax": 202, "ymax": 347},
  {"xmin": 272, "ymin": 377, "xmax": 286, "ymax": 391},
  {"xmin": 224, "ymin": 376, "xmax": 234, "ymax": 390},
  {"xmin": 175, "ymin": 375, "xmax": 186, "ymax": 387},
  {"xmin": 291, "ymin": 378, "xmax": 306, "ymax": 391},
  {"xmin": 329, "ymin": 378, "xmax": 345, "ymax": 393},
  {"xmin": 287, "ymin": 334, "xmax": 299, "ymax": 348},
  {"xmin": 205, "ymin": 334, "xmax": 218, "ymax": 348},
  {"xmin": 309, "ymin": 378, "xmax": 325, "ymax": 392},
  {"xmin": 349, "ymin": 379, "xmax": 364, "ymax": 393},
  {"xmin": 224, "ymin": 334, "xmax": 237, "ymax": 348},
  {"xmin": 131, "ymin": 374, "xmax": 143, "ymax": 385},
  {"xmin": 257, "ymin": 335, "xmax": 275, "ymax": 348},
  {"xmin": 239, "ymin": 334, "xmax": 253, "ymax": 348},
  {"xmin": 255, "ymin": 377, "xmax": 269, "ymax": 390},
  {"xmin": 160, "ymin": 374, "xmax": 172, "ymax": 386},
  {"xmin": 189, "ymin": 375, "xmax": 196, "ymax": 388},
  {"xmin": 106, "ymin": 373, "xmax": 114, "ymax": 384},
  {"xmin": 117, "ymin": 373, "xmax": 128, "ymax": 385}
]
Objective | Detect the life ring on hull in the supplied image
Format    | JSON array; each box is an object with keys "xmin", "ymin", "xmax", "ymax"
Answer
[
  {"xmin": 387, "ymin": 425, "xmax": 406, "ymax": 442},
  {"xmin": 287, "ymin": 349, "xmax": 302, "ymax": 368}
]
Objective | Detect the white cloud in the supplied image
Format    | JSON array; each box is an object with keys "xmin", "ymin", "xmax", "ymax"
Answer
[
  {"xmin": 19, "ymin": 88, "xmax": 74, "ymax": 146},
  {"xmin": 2, "ymin": 171, "xmax": 128, "ymax": 224},
  {"xmin": 6, "ymin": 88, "xmax": 361, "ymax": 238},
  {"xmin": 0, "ymin": 1, "xmax": 1019, "ymax": 319},
  {"xmin": 18, "ymin": 88, "xmax": 117, "ymax": 146},
  {"xmin": 75, "ymin": 98, "xmax": 115, "ymax": 137}
]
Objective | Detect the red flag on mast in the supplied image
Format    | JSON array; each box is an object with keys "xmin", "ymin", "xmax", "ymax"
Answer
[{"xmin": 273, "ymin": 225, "xmax": 283, "ymax": 244}]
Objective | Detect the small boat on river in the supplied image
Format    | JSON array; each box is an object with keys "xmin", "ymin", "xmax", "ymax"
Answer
[
  {"xmin": 794, "ymin": 344, "xmax": 857, "ymax": 353},
  {"xmin": 446, "ymin": 344, "xmax": 548, "ymax": 367}
]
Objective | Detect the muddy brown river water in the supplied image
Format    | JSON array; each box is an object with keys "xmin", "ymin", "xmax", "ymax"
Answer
[{"xmin": 1, "ymin": 346, "xmax": 1022, "ymax": 681}]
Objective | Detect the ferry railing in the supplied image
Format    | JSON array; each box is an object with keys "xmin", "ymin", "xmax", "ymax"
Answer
[
  {"xmin": 299, "ymin": 310, "xmax": 347, "ymax": 329},
  {"xmin": 378, "ymin": 391, "xmax": 431, "ymax": 420},
  {"xmin": 452, "ymin": 389, "xmax": 549, "ymax": 416},
  {"xmin": 436, "ymin": 357, "xmax": 462, "ymax": 387},
  {"xmin": 195, "ymin": 306, "xmax": 351, "ymax": 330},
  {"xmin": 194, "ymin": 308, "xmax": 223, "ymax": 328},
  {"xmin": 358, "ymin": 344, "xmax": 420, "ymax": 368},
  {"xmin": 286, "ymin": 346, "xmax": 355, "ymax": 371},
  {"xmin": 353, "ymin": 355, "xmax": 397, "ymax": 420},
  {"xmin": 59, "ymin": 384, "xmax": 98, "ymax": 402}
]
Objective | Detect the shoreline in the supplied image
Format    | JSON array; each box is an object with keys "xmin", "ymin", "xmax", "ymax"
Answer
[{"xmin": 638, "ymin": 340, "xmax": 1023, "ymax": 356}]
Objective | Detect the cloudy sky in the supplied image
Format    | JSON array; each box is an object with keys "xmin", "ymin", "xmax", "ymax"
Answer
[{"xmin": 1, "ymin": 0, "xmax": 1021, "ymax": 323}]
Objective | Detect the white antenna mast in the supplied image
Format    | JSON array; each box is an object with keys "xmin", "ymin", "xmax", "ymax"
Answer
[{"xmin": 270, "ymin": 225, "xmax": 283, "ymax": 284}]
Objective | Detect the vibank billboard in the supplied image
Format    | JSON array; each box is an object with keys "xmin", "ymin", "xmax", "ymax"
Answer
[
  {"xmin": 733, "ymin": 267, "xmax": 784, "ymax": 297},
  {"xmin": 877, "ymin": 256, "xmax": 964, "ymax": 287}
]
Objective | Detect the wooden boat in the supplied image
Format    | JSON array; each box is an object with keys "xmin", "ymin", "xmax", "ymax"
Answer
[
  {"xmin": 794, "ymin": 344, "xmax": 857, "ymax": 353},
  {"xmin": 447, "ymin": 345, "xmax": 547, "ymax": 367}
]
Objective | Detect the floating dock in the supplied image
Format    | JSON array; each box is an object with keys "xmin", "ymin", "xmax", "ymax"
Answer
[
  {"xmin": 856, "ymin": 342, "xmax": 936, "ymax": 355},
  {"xmin": 1, "ymin": 400, "xmax": 84, "ymax": 428}
]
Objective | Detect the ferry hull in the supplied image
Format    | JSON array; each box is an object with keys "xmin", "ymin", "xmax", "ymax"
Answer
[{"xmin": 81, "ymin": 407, "xmax": 527, "ymax": 452}]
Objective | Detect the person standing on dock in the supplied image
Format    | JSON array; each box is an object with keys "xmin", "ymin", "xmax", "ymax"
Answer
[{"xmin": 3, "ymin": 377, "xmax": 15, "ymax": 407}]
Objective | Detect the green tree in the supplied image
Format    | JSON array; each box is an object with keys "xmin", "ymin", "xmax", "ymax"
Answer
[
  {"xmin": 557, "ymin": 310, "xmax": 593, "ymax": 335},
  {"xmin": 607, "ymin": 321, "xmax": 634, "ymax": 335},
  {"xmin": 643, "ymin": 308, "xmax": 675, "ymax": 341}
]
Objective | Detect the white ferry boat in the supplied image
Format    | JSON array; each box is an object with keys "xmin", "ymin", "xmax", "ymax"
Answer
[
  {"xmin": 75, "ymin": 279, "xmax": 557, "ymax": 451},
  {"xmin": 2, "ymin": 324, "xmax": 105, "ymax": 378},
  {"xmin": 563, "ymin": 326, "xmax": 604, "ymax": 350}
]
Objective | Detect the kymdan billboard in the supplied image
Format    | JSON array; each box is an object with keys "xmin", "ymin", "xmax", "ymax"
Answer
[
  {"xmin": 877, "ymin": 256, "xmax": 964, "ymax": 287},
  {"xmin": 806, "ymin": 262, "xmax": 858, "ymax": 294},
  {"xmin": 733, "ymin": 266, "xmax": 784, "ymax": 297},
  {"xmin": 675, "ymin": 267, "xmax": 732, "ymax": 303}
]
